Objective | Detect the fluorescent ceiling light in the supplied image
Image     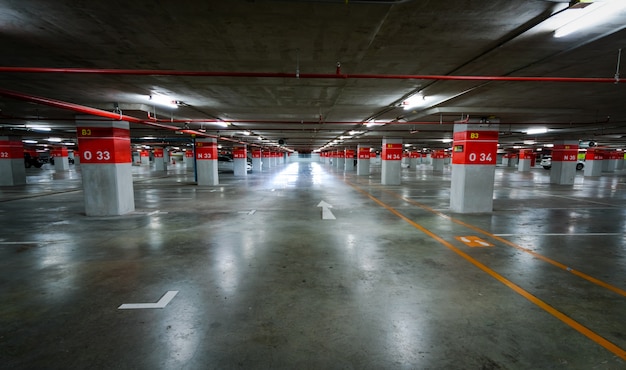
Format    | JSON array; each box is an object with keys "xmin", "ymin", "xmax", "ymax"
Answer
[
  {"xmin": 23, "ymin": 139, "xmax": 38, "ymax": 144},
  {"xmin": 47, "ymin": 137, "xmax": 62, "ymax": 142},
  {"xmin": 544, "ymin": 143, "xmax": 555, "ymax": 148},
  {"xmin": 149, "ymin": 94, "xmax": 179, "ymax": 109},
  {"xmin": 365, "ymin": 120, "xmax": 387, "ymax": 127},
  {"xmin": 554, "ymin": 0, "xmax": 626, "ymax": 38},
  {"xmin": 213, "ymin": 121, "xmax": 229, "ymax": 128},
  {"xmin": 26, "ymin": 125, "xmax": 51, "ymax": 132},
  {"xmin": 402, "ymin": 94, "xmax": 429, "ymax": 110},
  {"xmin": 63, "ymin": 142, "xmax": 76, "ymax": 146},
  {"xmin": 441, "ymin": 138, "xmax": 453, "ymax": 143},
  {"xmin": 525, "ymin": 128, "xmax": 548, "ymax": 135},
  {"xmin": 349, "ymin": 130, "xmax": 364, "ymax": 136}
]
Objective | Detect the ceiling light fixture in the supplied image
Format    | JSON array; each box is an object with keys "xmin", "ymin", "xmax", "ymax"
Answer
[
  {"xmin": 525, "ymin": 128, "xmax": 548, "ymax": 135},
  {"xmin": 149, "ymin": 94, "xmax": 179, "ymax": 109},
  {"xmin": 402, "ymin": 93, "xmax": 428, "ymax": 110},
  {"xmin": 554, "ymin": 0, "xmax": 626, "ymax": 38},
  {"xmin": 26, "ymin": 124, "xmax": 51, "ymax": 132},
  {"xmin": 47, "ymin": 137, "xmax": 62, "ymax": 142}
]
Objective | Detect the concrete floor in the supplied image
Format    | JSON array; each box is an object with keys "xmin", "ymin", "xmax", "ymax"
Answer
[{"xmin": 1, "ymin": 161, "xmax": 625, "ymax": 369}]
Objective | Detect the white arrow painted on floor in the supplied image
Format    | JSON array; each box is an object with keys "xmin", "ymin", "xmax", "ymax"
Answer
[
  {"xmin": 317, "ymin": 200, "xmax": 336, "ymax": 220},
  {"xmin": 118, "ymin": 290, "xmax": 178, "ymax": 310}
]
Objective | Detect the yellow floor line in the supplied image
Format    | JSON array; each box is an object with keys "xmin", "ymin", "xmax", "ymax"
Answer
[
  {"xmin": 346, "ymin": 180, "xmax": 626, "ymax": 361},
  {"xmin": 377, "ymin": 187, "xmax": 626, "ymax": 298}
]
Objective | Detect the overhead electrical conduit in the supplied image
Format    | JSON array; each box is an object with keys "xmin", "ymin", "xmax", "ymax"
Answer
[{"xmin": 0, "ymin": 67, "xmax": 621, "ymax": 83}]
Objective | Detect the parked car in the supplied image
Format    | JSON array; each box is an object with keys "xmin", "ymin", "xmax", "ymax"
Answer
[
  {"xmin": 24, "ymin": 153, "xmax": 44, "ymax": 168},
  {"xmin": 540, "ymin": 156, "xmax": 584, "ymax": 170},
  {"xmin": 217, "ymin": 155, "xmax": 252, "ymax": 172}
]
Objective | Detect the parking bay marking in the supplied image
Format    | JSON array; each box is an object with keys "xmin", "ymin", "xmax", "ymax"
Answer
[
  {"xmin": 118, "ymin": 291, "xmax": 178, "ymax": 310},
  {"xmin": 455, "ymin": 236, "xmax": 493, "ymax": 247}
]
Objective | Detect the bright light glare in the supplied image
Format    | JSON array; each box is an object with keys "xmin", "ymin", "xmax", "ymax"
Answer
[
  {"xmin": 554, "ymin": 0, "xmax": 626, "ymax": 38},
  {"xmin": 441, "ymin": 138, "xmax": 453, "ymax": 143},
  {"xmin": 402, "ymin": 94, "xmax": 428, "ymax": 110},
  {"xmin": 22, "ymin": 139, "xmax": 38, "ymax": 144},
  {"xmin": 525, "ymin": 128, "xmax": 548, "ymax": 135},
  {"xmin": 27, "ymin": 125, "xmax": 51, "ymax": 132},
  {"xmin": 46, "ymin": 137, "xmax": 62, "ymax": 142},
  {"xmin": 149, "ymin": 94, "xmax": 178, "ymax": 109}
]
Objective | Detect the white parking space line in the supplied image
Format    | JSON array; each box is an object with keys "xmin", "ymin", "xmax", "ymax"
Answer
[{"xmin": 118, "ymin": 291, "xmax": 179, "ymax": 310}]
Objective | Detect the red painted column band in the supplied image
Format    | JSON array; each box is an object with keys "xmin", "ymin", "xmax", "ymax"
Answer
[
  {"xmin": 552, "ymin": 144, "xmax": 579, "ymax": 162},
  {"xmin": 452, "ymin": 130, "xmax": 498, "ymax": 165},
  {"xmin": 0, "ymin": 140, "xmax": 24, "ymax": 159},
  {"xmin": 196, "ymin": 141, "xmax": 217, "ymax": 160},
  {"xmin": 77, "ymin": 126, "xmax": 131, "ymax": 164},
  {"xmin": 382, "ymin": 143, "xmax": 402, "ymax": 161}
]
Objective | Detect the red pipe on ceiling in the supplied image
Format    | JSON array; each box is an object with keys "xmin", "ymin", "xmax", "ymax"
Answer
[
  {"xmin": 0, "ymin": 67, "xmax": 620, "ymax": 83},
  {"xmin": 0, "ymin": 87, "xmax": 257, "ymax": 147}
]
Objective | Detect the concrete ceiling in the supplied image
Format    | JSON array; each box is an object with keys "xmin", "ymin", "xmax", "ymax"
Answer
[{"xmin": 1, "ymin": 0, "xmax": 626, "ymax": 153}]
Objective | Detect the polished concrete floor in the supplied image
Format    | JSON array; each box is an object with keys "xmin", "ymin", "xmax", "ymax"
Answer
[{"xmin": 1, "ymin": 160, "xmax": 626, "ymax": 369}]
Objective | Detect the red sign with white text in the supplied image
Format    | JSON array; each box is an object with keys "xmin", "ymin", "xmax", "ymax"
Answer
[
  {"xmin": 452, "ymin": 130, "xmax": 498, "ymax": 165},
  {"xmin": 185, "ymin": 150, "xmax": 193, "ymax": 158},
  {"xmin": 252, "ymin": 150, "xmax": 262, "ymax": 158},
  {"xmin": 153, "ymin": 148, "xmax": 164, "ymax": 158},
  {"xmin": 382, "ymin": 143, "xmax": 402, "ymax": 161},
  {"xmin": 77, "ymin": 126, "xmax": 131, "ymax": 164},
  {"xmin": 551, "ymin": 144, "xmax": 578, "ymax": 162},
  {"xmin": 345, "ymin": 149, "xmax": 355, "ymax": 159},
  {"xmin": 196, "ymin": 141, "xmax": 218, "ymax": 160},
  {"xmin": 233, "ymin": 147, "xmax": 247, "ymax": 159},
  {"xmin": 0, "ymin": 140, "xmax": 23, "ymax": 159},
  {"xmin": 358, "ymin": 147, "xmax": 370, "ymax": 159}
]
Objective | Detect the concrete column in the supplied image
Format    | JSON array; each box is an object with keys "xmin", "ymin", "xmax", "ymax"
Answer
[
  {"xmin": 605, "ymin": 151, "xmax": 618, "ymax": 172},
  {"xmin": 616, "ymin": 150, "xmax": 624, "ymax": 170},
  {"xmin": 52, "ymin": 146, "xmax": 70, "ymax": 171},
  {"xmin": 252, "ymin": 149, "xmax": 262, "ymax": 172},
  {"xmin": 140, "ymin": 150, "xmax": 150, "ymax": 166},
  {"xmin": 196, "ymin": 138, "xmax": 219, "ymax": 186},
  {"xmin": 0, "ymin": 136, "xmax": 26, "ymax": 186},
  {"xmin": 184, "ymin": 150, "xmax": 194, "ymax": 169},
  {"xmin": 583, "ymin": 148, "xmax": 603, "ymax": 176},
  {"xmin": 324, "ymin": 152, "xmax": 331, "ymax": 165},
  {"xmin": 163, "ymin": 148, "xmax": 170, "ymax": 166},
  {"xmin": 509, "ymin": 155, "xmax": 518, "ymax": 168},
  {"xmin": 432, "ymin": 150, "xmax": 445, "ymax": 172},
  {"xmin": 344, "ymin": 149, "xmax": 355, "ymax": 171},
  {"xmin": 283, "ymin": 152, "xmax": 288, "ymax": 164},
  {"xmin": 550, "ymin": 140, "xmax": 578, "ymax": 185},
  {"xmin": 518, "ymin": 149, "xmax": 532, "ymax": 172},
  {"xmin": 336, "ymin": 150, "xmax": 345, "ymax": 170},
  {"xmin": 450, "ymin": 121, "xmax": 499, "ymax": 213},
  {"xmin": 401, "ymin": 152, "xmax": 410, "ymax": 168},
  {"xmin": 73, "ymin": 150, "xmax": 81, "ymax": 166},
  {"xmin": 381, "ymin": 137, "xmax": 402, "ymax": 185},
  {"xmin": 357, "ymin": 145, "xmax": 370, "ymax": 176},
  {"xmin": 233, "ymin": 145, "xmax": 247, "ymax": 177},
  {"xmin": 502, "ymin": 155, "xmax": 510, "ymax": 167},
  {"xmin": 153, "ymin": 147, "xmax": 166, "ymax": 171},
  {"xmin": 409, "ymin": 152, "xmax": 419, "ymax": 169},
  {"xmin": 262, "ymin": 151, "xmax": 271, "ymax": 170},
  {"xmin": 425, "ymin": 153, "xmax": 432, "ymax": 165},
  {"xmin": 76, "ymin": 120, "xmax": 134, "ymax": 216}
]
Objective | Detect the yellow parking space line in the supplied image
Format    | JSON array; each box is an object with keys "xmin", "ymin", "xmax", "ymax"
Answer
[
  {"xmin": 346, "ymin": 180, "xmax": 626, "ymax": 361},
  {"xmin": 378, "ymin": 187, "xmax": 626, "ymax": 299}
]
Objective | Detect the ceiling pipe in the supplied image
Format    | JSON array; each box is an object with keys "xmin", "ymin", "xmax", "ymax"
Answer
[
  {"xmin": 0, "ymin": 67, "xmax": 619, "ymax": 83},
  {"xmin": 0, "ymin": 87, "xmax": 255, "ymax": 146}
]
